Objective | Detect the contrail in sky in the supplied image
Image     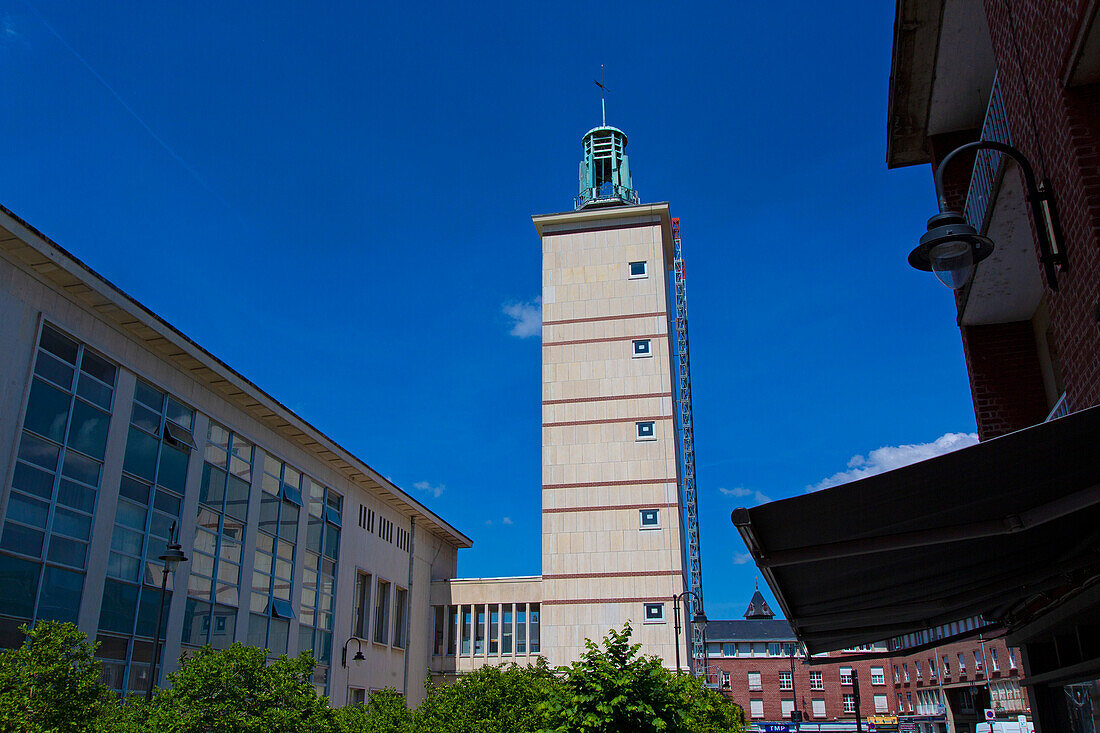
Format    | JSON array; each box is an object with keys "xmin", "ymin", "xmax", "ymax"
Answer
[{"xmin": 22, "ymin": 1, "xmax": 246, "ymax": 223}]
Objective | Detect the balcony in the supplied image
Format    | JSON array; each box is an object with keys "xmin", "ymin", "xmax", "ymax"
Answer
[
  {"xmin": 575, "ymin": 182, "xmax": 640, "ymax": 210},
  {"xmin": 959, "ymin": 74, "xmax": 1045, "ymax": 326}
]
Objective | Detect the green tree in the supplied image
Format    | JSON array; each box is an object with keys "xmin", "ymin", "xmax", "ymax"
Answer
[
  {"xmin": 141, "ymin": 643, "xmax": 333, "ymax": 733},
  {"xmin": 335, "ymin": 688, "xmax": 412, "ymax": 733},
  {"xmin": 543, "ymin": 623, "xmax": 744, "ymax": 733},
  {"xmin": 412, "ymin": 662, "xmax": 558, "ymax": 733},
  {"xmin": 0, "ymin": 621, "xmax": 113, "ymax": 733}
]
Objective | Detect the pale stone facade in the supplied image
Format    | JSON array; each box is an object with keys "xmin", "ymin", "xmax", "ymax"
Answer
[{"xmin": 535, "ymin": 203, "xmax": 688, "ymax": 669}]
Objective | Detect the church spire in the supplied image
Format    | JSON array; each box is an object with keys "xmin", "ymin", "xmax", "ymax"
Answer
[{"xmin": 744, "ymin": 589, "xmax": 775, "ymax": 619}]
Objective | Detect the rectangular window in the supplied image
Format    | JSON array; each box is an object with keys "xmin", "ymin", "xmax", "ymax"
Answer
[
  {"xmin": 810, "ymin": 671, "xmax": 823, "ymax": 690},
  {"xmin": 840, "ymin": 667, "xmax": 852, "ymax": 685},
  {"xmin": 719, "ymin": 669, "xmax": 730, "ymax": 688},
  {"xmin": 958, "ymin": 653, "xmax": 966, "ymax": 672},
  {"xmin": 750, "ymin": 700, "xmax": 764, "ymax": 719},
  {"xmin": 635, "ymin": 421, "xmax": 656, "ymax": 441},
  {"xmin": 628, "ymin": 261, "xmax": 647, "ymax": 278},
  {"xmin": 907, "ymin": 692, "xmax": 913, "ymax": 712},
  {"xmin": 529, "ymin": 603, "xmax": 540, "ymax": 654},
  {"xmin": 915, "ymin": 660, "xmax": 922, "ymax": 679},
  {"xmin": 447, "ymin": 605, "xmax": 458, "ymax": 656},
  {"xmin": 432, "ymin": 606, "xmax": 444, "ymax": 656},
  {"xmin": 903, "ymin": 663, "xmax": 909, "ymax": 682},
  {"xmin": 460, "ymin": 606, "xmax": 471, "ymax": 655},
  {"xmin": 748, "ymin": 671, "xmax": 761, "ymax": 691},
  {"xmin": 843, "ymin": 694, "xmax": 856, "ymax": 713},
  {"xmin": 812, "ymin": 699, "xmax": 826, "ymax": 718},
  {"xmin": 722, "ymin": 643, "xmax": 735, "ymax": 657},
  {"xmin": 373, "ymin": 580, "xmax": 390, "ymax": 645},
  {"xmin": 502, "ymin": 604, "xmax": 513, "ymax": 654},
  {"xmin": 768, "ymin": 643, "xmax": 782, "ymax": 656},
  {"xmin": 781, "ymin": 699, "xmax": 794, "ymax": 717},
  {"xmin": 990, "ymin": 648, "xmax": 999, "ymax": 671},
  {"xmin": 899, "ymin": 693, "xmax": 904, "ymax": 711},
  {"xmin": 392, "ymin": 587, "xmax": 407, "ymax": 649},
  {"xmin": 516, "ymin": 606, "xmax": 526, "ymax": 654},
  {"xmin": 639, "ymin": 509, "xmax": 660, "ymax": 528},
  {"xmin": 928, "ymin": 657, "xmax": 936, "ymax": 678},
  {"xmin": 943, "ymin": 656, "xmax": 950, "ymax": 676},
  {"xmin": 779, "ymin": 671, "xmax": 792, "ymax": 690},
  {"xmin": 353, "ymin": 572, "xmax": 371, "ymax": 639},
  {"xmin": 874, "ymin": 694, "xmax": 888, "ymax": 713},
  {"xmin": 871, "ymin": 667, "xmax": 884, "ymax": 685},
  {"xmin": 643, "ymin": 603, "xmax": 664, "ymax": 622},
  {"xmin": 974, "ymin": 651, "xmax": 983, "ymax": 671},
  {"xmin": 632, "ymin": 339, "xmax": 652, "ymax": 358},
  {"xmin": 893, "ymin": 664, "xmax": 900, "ymax": 683},
  {"xmin": 474, "ymin": 605, "xmax": 485, "ymax": 655},
  {"xmin": 489, "ymin": 604, "xmax": 499, "ymax": 654},
  {"xmin": 348, "ymin": 687, "xmax": 366, "ymax": 706},
  {"xmin": 1008, "ymin": 647, "xmax": 1017, "ymax": 669}
]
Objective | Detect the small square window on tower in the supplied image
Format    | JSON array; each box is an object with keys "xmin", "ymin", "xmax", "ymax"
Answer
[
  {"xmin": 629, "ymin": 261, "xmax": 648, "ymax": 279},
  {"xmin": 643, "ymin": 603, "xmax": 665, "ymax": 623},
  {"xmin": 639, "ymin": 509, "xmax": 660, "ymax": 529},
  {"xmin": 636, "ymin": 421, "xmax": 656, "ymax": 441},
  {"xmin": 632, "ymin": 339, "xmax": 652, "ymax": 358}
]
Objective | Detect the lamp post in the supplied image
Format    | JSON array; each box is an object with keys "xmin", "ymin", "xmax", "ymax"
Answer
[
  {"xmin": 909, "ymin": 140, "xmax": 1067, "ymax": 290},
  {"xmin": 672, "ymin": 590, "xmax": 707, "ymax": 677},
  {"xmin": 146, "ymin": 522, "xmax": 187, "ymax": 701},
  {"xmin": 342, "ymin": 637, "xmax": 366, "ymax": 668}
]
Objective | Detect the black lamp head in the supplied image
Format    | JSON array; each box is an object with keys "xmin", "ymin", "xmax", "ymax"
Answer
[
  {"xmin": 909, "ymin": 211, "xmax": 994, "ymax": 290},
  {"xmin": 158, "ymin": 543, "xmax": 188, "ymax": 573}
]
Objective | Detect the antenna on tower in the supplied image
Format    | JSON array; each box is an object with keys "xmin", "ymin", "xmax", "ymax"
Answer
[{"xmin": 593, "ymin": 65, "xmax": 608, "ymax": 126}]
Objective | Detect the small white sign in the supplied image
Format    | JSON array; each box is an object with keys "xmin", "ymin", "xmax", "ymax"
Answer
[{"xmin": 984, "ymin": 709, "xmax": 997, "ymax": 720}]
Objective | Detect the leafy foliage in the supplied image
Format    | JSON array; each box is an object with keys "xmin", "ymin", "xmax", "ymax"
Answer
[
  {"xmin": 0, "ymin": 621, "xmax": 113, "ymax": 733},
  {"xmin": 0, "ymin": 622, "xmax": 741, "ymax": 733}
]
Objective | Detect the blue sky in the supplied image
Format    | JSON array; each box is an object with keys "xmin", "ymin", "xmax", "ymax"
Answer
[{"xmin": 1, "ymin": 1, "xmax": 977, "ymax": 620}]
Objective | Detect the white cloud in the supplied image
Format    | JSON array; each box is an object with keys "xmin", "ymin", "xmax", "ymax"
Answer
[
  {"xmin": 733, "ymin": 552, "xmax": 752, "ymax": 565},
  {"xmin": 502, "ymin": 517, "xmax": 514, "ymax": 525},
  {"xmin": 719, "ymin": 486, "xmax": 771, "ymax": 505},
  {"xmin": 413, "ymin": 480, "xmax": 445, "ymax": 498},
  {"xmin": 806, "ymin": 431, "xmax": 979, "ymax": 493},
  {"xmin": 502, "ymin": 297, "xmax": 541, "ymax": 338}
]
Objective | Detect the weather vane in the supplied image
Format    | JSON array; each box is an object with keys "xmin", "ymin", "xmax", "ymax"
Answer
[{"xmin": 594, "ymin": 64, "xmax": 608, "ymax": 126}]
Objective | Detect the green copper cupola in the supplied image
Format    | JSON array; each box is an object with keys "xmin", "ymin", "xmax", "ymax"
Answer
[{"xmin": 575, "ymin": 125, "xmax": 639, "ymax": 210}]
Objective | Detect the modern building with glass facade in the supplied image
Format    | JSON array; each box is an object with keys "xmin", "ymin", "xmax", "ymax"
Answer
[{"xmin": 0, "ymin": 203, "xmax": 471, "ymax": 706}]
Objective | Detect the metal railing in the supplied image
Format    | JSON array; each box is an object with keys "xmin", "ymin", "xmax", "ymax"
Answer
[
  {"xmin": 574, "ymin": 183, "xmax": 640, "ymax": 209},
  {"xmin": 1045, "ymin": 392, "xmax": 1069, "ymax": 421},
  {"xmin": 964, "ymin": 74, "xmax": 1012, "ymax": 234}
]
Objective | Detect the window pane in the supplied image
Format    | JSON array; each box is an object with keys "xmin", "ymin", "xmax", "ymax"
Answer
[
  {"xmin": 67, "ymin": 401, "xmax": 110, "ymax": 460},
  {"xmin": 37, "ymin": 565, "xmax": 83, "ymax": 622},
  {"xmin": 225, "ymin": 476, "xmax": 249, "ymax": 522},
  {"xmin": 268, "ymin": 618, "xmax": 289, "ymax": 655},
  {"xmin": 154, "ymin": 489, "xmax": 182, "ymax": 517},
  {"xmin": 1, "ymin": 522, "xmax": 44, "ymax": 557},
  {"xmin": 323, "ymin": 525, "xmax": 339, "ymax": 560},
  {"xmin": 199, "ymin": 464, "xmax": 226, "ymax": 507},
  {"xmin": 134, "ymin": 381, "xmax": 164, "ymax": 412},
  {"xmin": 35, "ymin": 352, "xmax": 75, "ymax": 389},
  {"xmin": 57, "ymin": 480, "xmax": 96, "ymax": 513},
  {"xmin": 79, "ymin": 350, "xmax": 115, "ymax": 385},
  {"xmin": 115, "ymin": 501, "xmax": 147, "ymax": 531},
  {"xmin": 52, "ymin": 507, "xmax": 92, "ymax": 540},
  {"xmin": 24, "ymin": 379, "xmax": 71, "ymax": 443},
  {"xmin": 111, "ymin": 526, "xmax": 145, "ymax": 555},
  {"xmin": 40, "ymin": 325, "xmax": 79, "ymax": 364},
  {"xmin": 278, "ymin": 502, "xmax": 299, "ymax": 541},
  {"xmin": 135, "ymin": 587, "xmax": 169, "ymax": 639},
  {"xmin": 131, "ymin": 404, "xmax": 160, "ymax": 434},
  {"xmin": 209, "ymin": 605, "xmax": 236, "ymax": 649},
  {"xmin": 99, "ymin": 579, "xmax": 139, "ymax": 634},
  {"xmin": 124, "ymin": 427, "xmax": 159, "ymax": 481},
  {"xmin": 76, "ymin": 375, "xmax": 112, "ymax": 411},
  {"xmin": 107, "ymin": 552, "xmax": 141, "ymax": 582},
  {"xmin": 182, "ymin": 598, "xmax": 212, "ymax": 646},
  {"xmin": 6, "ymin": 492, "xmax": 50, "ymax": 528},
  {"xmin": 62, "ymin": 451, "xmax": 100, "ymax": 487},
  {"xmin": 12, "ymin": 464, "xmax": 54, "ymax": 500},
  {"xmin": 0, "ymin": 553, "xmax": 40, "ymax": 618},
  {"xmin": 18, "ymin": 432, "xmax": 60, "ymax": 470},
  {"xmin": 157, "ymin": 444, "xmax": 188, "ymax": 493},
  {"xmin": 165, "ymin": 398, "xmax": 193, "ymax": 430},
  {"xmin": 259, "ymin": 494, "xmax": 279, "ymax": 535}
]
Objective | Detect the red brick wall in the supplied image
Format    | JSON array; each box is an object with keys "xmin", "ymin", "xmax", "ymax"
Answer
[
  {"xmin": 708, "ymin": 653, "xmax": 898, "ymax": 722},
  {"xmin": 889, "ymin": 637, "xmax": 1030, "ymax": 712},
  {"xmin": 980, "ymin": 0, "xmax": 1100, "ymax": 411},
  {"xmin": 959, "ymin": 321, "xmax": 1050, "ymax": 439}
]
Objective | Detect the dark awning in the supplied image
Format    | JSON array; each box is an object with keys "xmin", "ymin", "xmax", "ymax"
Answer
[{"xmin": 732, "ymin": 405, "xmax": 1100, "ymax": 655}]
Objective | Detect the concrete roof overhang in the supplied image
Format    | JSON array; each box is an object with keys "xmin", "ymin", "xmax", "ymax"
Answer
[
  {"xmin": 887, "ymin": 0, "xmax": 996, "ymax": 168},
  {"xmin": 0, "ymin": 203, "xmax": 473, "ymax": 549},
  {"xmin": 732, "ymin": 405, "xmax": 1100, "ymax": 655}
]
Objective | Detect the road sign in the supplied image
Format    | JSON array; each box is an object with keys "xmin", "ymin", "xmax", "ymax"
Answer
[{"xmin": 985, "ymin": 709, "xmax": 997, "ymax": 721}]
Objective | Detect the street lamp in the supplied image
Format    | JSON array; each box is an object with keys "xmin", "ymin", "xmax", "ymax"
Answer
[
  {"xmin": 342, "ymin": 637, "xmax": 366, "ymax": 668},
  {"xmin": 147, "ymin": 522, "xmax": 187, "ymax": 701},
  {"xmin": 910, "ymin": 140, "xmax": 1067, "ymax": 290},
  {"xmin": 672, "ymin": 591, "xmax": 708, "ymax": 677}
]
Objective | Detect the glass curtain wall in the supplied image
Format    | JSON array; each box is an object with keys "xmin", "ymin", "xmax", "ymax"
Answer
[
  {"xmin": 299, "ymin": 480, "xmax": 340, "ymax": 694},
  {"xmin": 248, "ymin": 455, "xmax": 301, "ymax": 655},
  {"xmin": 0, "ymin": 324, "xmax": 116, "ymax": 642},
  {"xmin": 98, "ymin": 378, "xmax": 194, "ymax": 694},
  {"xmin": 182, "ymin": 421, "xmax": 252, "ymax": 650}
]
